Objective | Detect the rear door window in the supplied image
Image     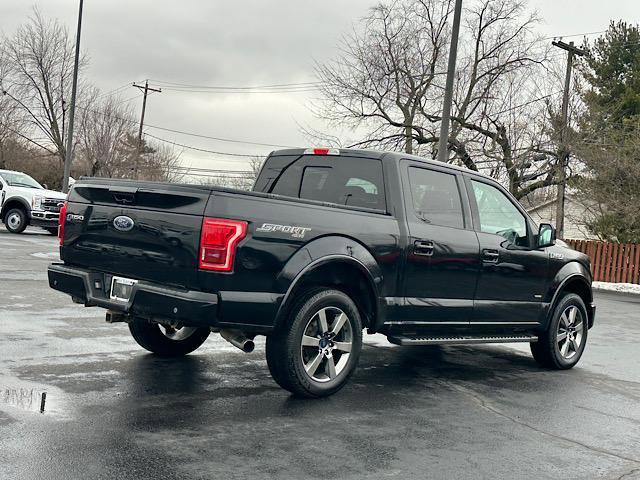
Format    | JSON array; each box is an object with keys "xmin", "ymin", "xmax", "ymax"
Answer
[
  {"xmin": 407, "ymin": 167, "xmax": 464, "ymax": 229},
  {"xmin": 263, "ymin": 155, "xmax": 386, "ymax": 211}
]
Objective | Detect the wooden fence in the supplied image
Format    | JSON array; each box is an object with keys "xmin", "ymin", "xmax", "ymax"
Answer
[{"xmin": 565, "ymin": 239, "xmax": 640, "ymax": 284}]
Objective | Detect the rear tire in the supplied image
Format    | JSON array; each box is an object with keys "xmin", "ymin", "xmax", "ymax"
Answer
[
  {"xmin": 531, "ymin": 293, "xmax": 588, "ymax": 369},
  {"xmin": 4, "ymin": 207, "xmax": 28, "ymax": 234},
  {"xmin": 266, "ymin": 289, "xmax": 363, "ymax": 398},
  {"xmin": 128, "ymin": 318, "xmax": 210, "ymax": 356}
]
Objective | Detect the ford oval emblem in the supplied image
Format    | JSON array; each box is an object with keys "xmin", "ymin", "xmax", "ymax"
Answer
[{"xmin": 113, "ymin": 215, "xmax": 135, "ymax": 232}]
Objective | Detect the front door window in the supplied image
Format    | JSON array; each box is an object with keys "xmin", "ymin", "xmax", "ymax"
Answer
[{"xmin": 471, "ymin": 180, "xmax": 527, "ymax": 247}]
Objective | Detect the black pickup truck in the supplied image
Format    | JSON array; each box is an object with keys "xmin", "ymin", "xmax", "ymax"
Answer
[{"xmin": 48, "ymin": 148, "xmax": 595, "ymax": 397}]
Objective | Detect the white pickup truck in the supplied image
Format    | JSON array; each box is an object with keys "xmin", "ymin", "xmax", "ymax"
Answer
[{"xmin": 0, "ymin": 169, "xmax": 67, "ymax": 234}]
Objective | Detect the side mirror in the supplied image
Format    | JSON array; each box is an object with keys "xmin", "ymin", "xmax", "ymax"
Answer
[
  {"xmin": 537, "ymin": 223, "xmax": 556, "ymax": 248},
  {"xmin": 43, "ymin": 183, "xmax": 48, "ymax": 189}
]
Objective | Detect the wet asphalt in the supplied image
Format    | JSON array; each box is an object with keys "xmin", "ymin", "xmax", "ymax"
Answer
[{"xmin": 1, "ymin": 227, "xmax": 639, "ymax": 480}]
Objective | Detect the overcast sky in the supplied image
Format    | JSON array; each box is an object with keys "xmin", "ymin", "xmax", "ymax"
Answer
[{"xmin": 1, "ymin": 0, "xmax": 639, "ymax": 172}]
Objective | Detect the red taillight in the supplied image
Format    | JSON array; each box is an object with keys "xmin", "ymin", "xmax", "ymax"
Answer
[
  {"xmin": 58, "ymin": 201, "xmax": 68, "ymax": 246},
  {"xmin": 199, "ymin": 218, "xmax": 247, "ymax": 272}
]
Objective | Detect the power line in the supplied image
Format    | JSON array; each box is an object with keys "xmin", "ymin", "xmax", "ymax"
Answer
[
  {"xmin": 545, "ymin": 30, "xmax": 607, "ymax": 41},
  {"xmin": 74, "ymin": 102, "xmax": 295, "ymax": 150},
  {"xmin": 96, "ymin": 82, "xmax": 137, "ymax": 99},
  {"xmin": 113, "ymin": 93, "xmax": 143, "ymax": 106},
  {"xmin": 150, "ymin": 79, "xmax": 322, "ymax": 90},
  {"xmin": 144, "ymin": 133, "xmax": 264, "ymax": 157},
  {"xmin": 143, "ymin": 124, "xmax": 296, "ymax": 148},
  {"xmin": 486, "ymin": 91, "xmax": 561, "ymax": 117},
  {"xmin": 590, "ymin": 38, "xmax": 640, "ymax": 49},
  {"xmin": 160, "ymin": 87, "xmax": 320, "ymax": 94}
]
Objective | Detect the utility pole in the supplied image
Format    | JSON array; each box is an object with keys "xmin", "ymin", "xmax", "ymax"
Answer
[
  {"xmin": 552, "ymin": 40, "xmax": 585, "ymax": 239},
  {"xmin": 437, "ymin": 0, "xmax": 463, "ymax": 163},
  {"xmin": 132, "ymin": 80, "xmax": 161, "ymax": 179},
  {"xmin": 62, "ymin": 0, "xmax": 83, "ymax": 193}
]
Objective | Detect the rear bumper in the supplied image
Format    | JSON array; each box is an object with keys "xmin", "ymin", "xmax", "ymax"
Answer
[
  {"xmin": 47, "ymin": 263, "xmax": 219, "ymax": 328},
  {"xmin": 47, "ymin": 263, "xmax": 280, "ymax": 333}
]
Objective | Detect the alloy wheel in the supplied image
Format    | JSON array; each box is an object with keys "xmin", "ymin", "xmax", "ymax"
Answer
[
  {"xmin": 557, "ymin": 305, "xmax": 584, "ymax": 359},
  {"xmin": 300, "ymin": 306, "xmax": 353, "ymax": 383}
]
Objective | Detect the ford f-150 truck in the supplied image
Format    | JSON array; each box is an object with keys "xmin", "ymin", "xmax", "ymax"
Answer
[
  {"xmin": 0, "ymin": 169, "xmax": 67, "ymax": 234},
  {"xmin": 48, "ymin": 148, "xmax": 595, "ymax": 397}
]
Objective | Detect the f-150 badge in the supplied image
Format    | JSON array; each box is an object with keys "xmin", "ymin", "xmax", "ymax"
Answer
[{"xmin": 256, "ymin": 223, "xmax": 311, "ymax": 239}]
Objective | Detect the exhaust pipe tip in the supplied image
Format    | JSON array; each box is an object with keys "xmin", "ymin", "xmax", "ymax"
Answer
[
  {"xmin": 242, "ymin": 340, "xmax": 255, "ymax": 353},
  {"xmin": 220, "ymin": 329, "xmax": 255, "ymax": 353}
]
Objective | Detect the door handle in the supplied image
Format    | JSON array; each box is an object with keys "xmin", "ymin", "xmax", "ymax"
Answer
[
  {"xmin": 414, "ymin": 240, "xmax": 434, "ymax": 256},
  {"xmin": 482, "ymin": 249, "xmax": 500, "ymax": 263}
]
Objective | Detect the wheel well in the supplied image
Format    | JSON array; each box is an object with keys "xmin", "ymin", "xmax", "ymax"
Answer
[
  {"xmin": 558, "ymin": 277, "xmax": 594, "ymax": 327},
  {"xmin": 1, "ymin": 199, "xmax": 29, "ymax": 220},
  {"xmin": 280, "ymin": 261, "xmax": 378, "ymax": 330}
]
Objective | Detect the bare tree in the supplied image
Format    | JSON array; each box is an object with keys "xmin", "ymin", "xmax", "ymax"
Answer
[
  {"xmin": 248, "ymin": 156, "xmax": 265, "ymax": 178},
  {"xmin": 0, "ymin": 9, "xmax": 180, "ymax": 185},
  {"xmin": 86, "ymin": 130, "xmax": 183, "ymax": 182},
  {"xmin": 74, "ymin": 89, "xmax": 182, "ymax": 182},
  {"xmin": 0, "ymin": 93, "xmax": 20, "ymax": 169},
  {"xmin": 138, "ymin": 140, "xmax": 184, "ymax": 182},
  {"xmin": 316, "ymin": 0, "xmax": 452, "ymax": 154},
  {"xmin": 76, "ymin": 91, "xmax": 138, "ymax": 177},
  {"xmin": 193, "ymin": 156, "xmax": 264, "ymax": 190},
  {"xmin": 316, "ymin": 0, "xmax": 563, "ymax": 199},
  {"xmin": 0, "ymin": 47, "xmax": 26, "ymax": 169},
  {"xmin": 440, "ymin": 0, "xmax": 554, "ymax": 197},
  {"xmin": 0, "ymin": 8, "xmax": 86, "ymax": 168}
]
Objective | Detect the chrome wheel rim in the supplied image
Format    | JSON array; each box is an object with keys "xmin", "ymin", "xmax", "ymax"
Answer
[
  {"xmin": 7, "ymin": 212, "xmax": 22, "ymax": 230},
  {"xmin": 557, "ymin": 305, "xmax": 584, "ymax": 359},
  {"xmin": 159, "ymin": 325, "xmax": 197, "ymax": 341},
  {"xmin": 300, "ymin": 306, "xmax": 353, "ymax": 383}
]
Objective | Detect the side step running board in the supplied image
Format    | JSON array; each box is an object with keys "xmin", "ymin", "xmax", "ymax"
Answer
[{"xmin": 387, "ymin": 335, "xmax": 538, "ymax": 346}]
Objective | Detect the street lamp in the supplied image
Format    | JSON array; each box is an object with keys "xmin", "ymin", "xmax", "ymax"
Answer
[
  {"xmin": 62, "ymin": 0, "xmax": 84, "ymax": 193},
  {"xmin": 437, "ymin": 0, "xmax": 463, "ymax": 163}
]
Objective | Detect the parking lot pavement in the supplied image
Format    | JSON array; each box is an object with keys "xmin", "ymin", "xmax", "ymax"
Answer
[{"xmin": 1, "ymin": 227, "xmax": 640, "ymax": 480}]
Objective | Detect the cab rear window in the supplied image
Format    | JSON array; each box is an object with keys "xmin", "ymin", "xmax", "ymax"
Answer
[{"xmin": 255, "ymin": 155, "xmax": 386, "ymax": 211}]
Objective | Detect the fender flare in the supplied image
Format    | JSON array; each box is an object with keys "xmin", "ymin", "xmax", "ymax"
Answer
[
  {"xmin": 543, "ymin": 261, "xmax": 593, "ymax": 327},
  {"xmin": 274, "ymin": 235, "xmax": 384, "ymax": 331},
  {"xmin": 0, "ymin": 196, "xmax": 31, "ymax": 219}
]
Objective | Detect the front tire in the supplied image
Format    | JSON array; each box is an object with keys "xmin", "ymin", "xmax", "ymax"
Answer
[
  {"xmin": 531, "ymin": 293, "xmax": 588, "ymax": 369},
  {"xmin": 4, "ymin": 207, "xmax": 28, "ymax": 234},
  {"xmin": 128, "ymin": 318, "xmax": 210, "ymax": 356},
  {"xmin": 266, "ymin": 289, "xmax": 363, "ymax": 398}
]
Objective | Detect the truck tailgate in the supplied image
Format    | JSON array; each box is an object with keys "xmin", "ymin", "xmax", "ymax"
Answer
[{"xmin": 61, "ymin": 180, "xmax": 211, "ymax": 289}]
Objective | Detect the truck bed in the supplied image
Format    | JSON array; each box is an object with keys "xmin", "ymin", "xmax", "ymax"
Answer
[{"xmin": 61, "ymin": 176, "xmax": 400, "ymax": 318}]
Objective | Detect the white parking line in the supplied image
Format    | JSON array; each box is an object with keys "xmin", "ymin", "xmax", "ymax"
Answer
[{"xmin": 30, "ymin": 252, "xmax": 59, "ymax": 259}]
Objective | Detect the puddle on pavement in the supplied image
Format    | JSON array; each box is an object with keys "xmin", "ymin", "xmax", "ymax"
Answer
[{"xmin": 1, "ymin": 387, "xmax": 47, "ymax": 413}]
